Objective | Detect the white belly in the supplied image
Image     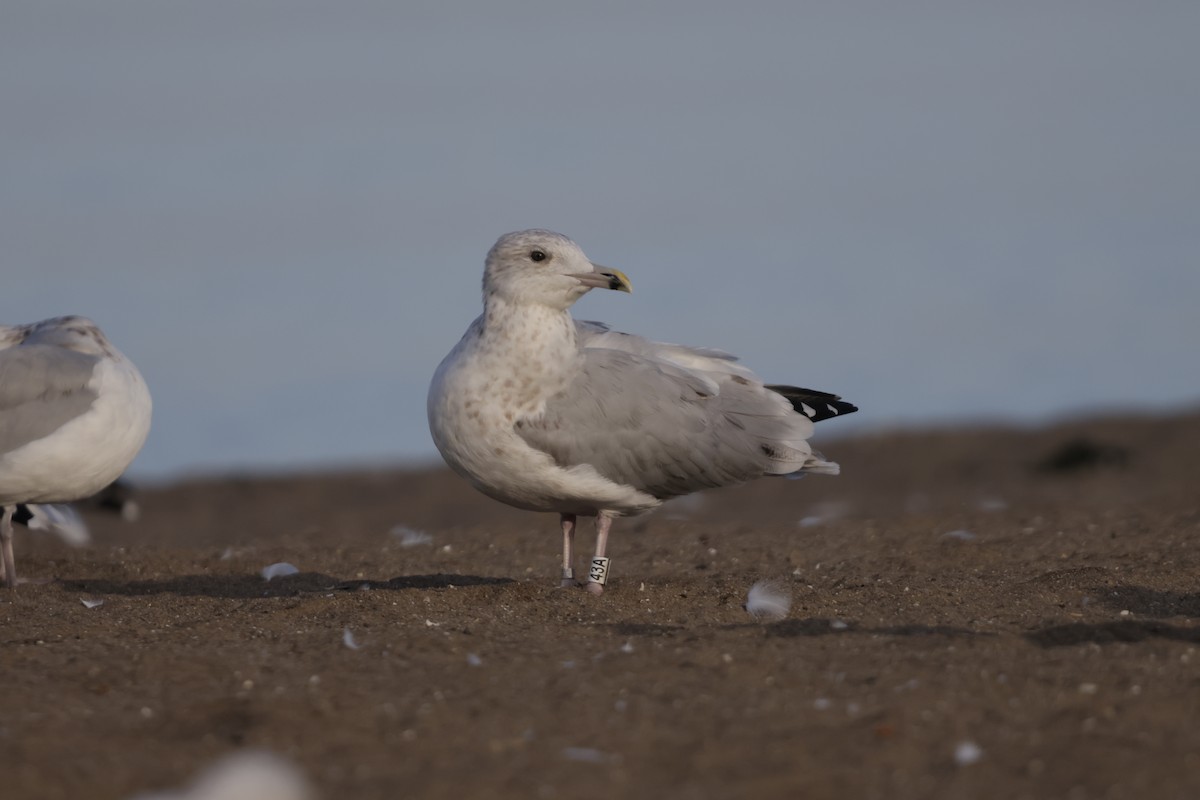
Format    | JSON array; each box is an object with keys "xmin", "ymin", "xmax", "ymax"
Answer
[{"xmin": 428, "ymin": 347, "xmax": 656, "ymax": 517}]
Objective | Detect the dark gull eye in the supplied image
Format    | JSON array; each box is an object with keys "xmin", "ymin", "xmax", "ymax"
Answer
[{"xmin": 530, "ymin": 249, "xmax": 547, "ymax": 263}]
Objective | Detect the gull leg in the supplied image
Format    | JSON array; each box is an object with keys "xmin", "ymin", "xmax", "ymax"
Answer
[
  {"xmin": 585, "ymin": 514, "xmax": 613, "ymax": 596},
  {"xmin": 1, "ymin": 506, "xmax": 16, "ymax": 589},
  {"xmin": 560, "ymin": 513, "xmax": 577, "ymax": 587}
]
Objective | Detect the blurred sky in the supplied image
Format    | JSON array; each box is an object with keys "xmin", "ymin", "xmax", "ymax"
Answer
[{"xmin": 3, "ymin": 1, "xmax": 1198, "ymax": 479}]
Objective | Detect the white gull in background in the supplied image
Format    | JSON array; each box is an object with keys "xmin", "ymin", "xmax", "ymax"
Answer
[
  {"xmin": 129, "ymin": 751, "xmax": 312, "ymax": 800},
  {"xmin": 0, "ymin": 316, "xmax": 152, "ymax": 587},
  {"xmin": 428, "ymin": 230, "xmax": 856, "ymax": 593},
  {"xmin": 6, "ymin": 477, "xmax": 143, "ymax": 556}
]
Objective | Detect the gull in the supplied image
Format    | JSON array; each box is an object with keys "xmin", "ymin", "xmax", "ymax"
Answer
[
  {"xmin": 13, "ymin": 502, "xmax": 90, "ymax": 547},
  {"xmin": 428, "ymin": 230, "xmax": 856, "ymax": 594},
  {"xmin": 12, "ymin": 478, "xmax": 143, "ymax": 548},
  {"xmin": 1, "ymin": 316, "xmax": 152, "ymax": 587},
  {"xmin": 129, "ymin": 751, "xmax": 312, "ymax": 800}
]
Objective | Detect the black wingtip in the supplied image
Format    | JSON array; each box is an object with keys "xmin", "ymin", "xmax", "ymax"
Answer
[
  {"xmin": 766, "ymin": 385, "xmax": 859, "ymax": 423},
  {"xmin": 13, "ymin": 504, "xmax": 34, "ymax": 527}
]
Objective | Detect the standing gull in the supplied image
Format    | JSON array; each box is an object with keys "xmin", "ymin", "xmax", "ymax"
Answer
[
  {"xmin": 428, "ymin": 230, "xmax": 856, "ymax": 594},
  {"xmin": 0, "ymin": 316, "xmax": 152, "ymax": 587}
]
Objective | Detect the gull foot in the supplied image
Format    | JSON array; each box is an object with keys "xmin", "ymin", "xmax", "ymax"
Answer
[{"xmin": 585, "ymin": 582, "xmax": 605, "ymax": 596}]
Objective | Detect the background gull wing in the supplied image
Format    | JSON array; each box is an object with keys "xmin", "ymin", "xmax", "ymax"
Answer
[
  {"xmin": 515, "ymin": 345, "xmax": 830, "ymax": 502},
  {"xmin": 13, "ymin": 503, "xmax": 91, "ymax": 546},
  {"xmin": 0, "ymin": 344, "xmax": 100, "ymax": 456}
]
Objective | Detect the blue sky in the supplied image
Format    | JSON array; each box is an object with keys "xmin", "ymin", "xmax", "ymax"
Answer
[{"xmin": 3, "ymin": 1, "xmax": 1198, "ymax": 478}]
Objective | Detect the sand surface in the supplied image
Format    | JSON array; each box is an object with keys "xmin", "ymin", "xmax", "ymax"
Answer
[{"xmin": 4, "ymin": 411, "xmax": 1200, "ymax": 799}]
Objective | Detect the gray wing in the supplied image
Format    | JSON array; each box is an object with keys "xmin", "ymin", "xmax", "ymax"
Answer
[
  {"xmin": 0, "ymin": 343, "xmax": 100, "ymax": 456},
  {"xmin": 515, "ymin": 347, "xmax": 820, "ymax": 501},
  {"xmin": 576, "ymin": 320, "xmax": 756, "ymax": 386}
]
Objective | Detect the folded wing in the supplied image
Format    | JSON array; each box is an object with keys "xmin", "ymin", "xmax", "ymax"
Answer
[
  {"xmin": 515, "ymin": 323, "xmax": 843, "ymax": 500},
  {"xmin": 0, "ymin": 343, "xmax": 100, "ymax": 456}
]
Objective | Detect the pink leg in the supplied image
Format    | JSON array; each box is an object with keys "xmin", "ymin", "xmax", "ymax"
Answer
[
  {"xmin": 559, "ymin": 513, "xmax": 577, "ymax": 587},
  {"xmin": 585, "ymin": 514, "xmax": 614, "ymax": 595},
  {"xmin": 1, "ymin": 506, "xmax": 17, "ymax": 589}
]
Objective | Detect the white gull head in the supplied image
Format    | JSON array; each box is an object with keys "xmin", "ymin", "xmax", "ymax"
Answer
[
  {"xmin": 11, "ymin": 315, "xmax": 117, "ymax": 358},
  {"xmin": 483, "ymin": 229, "xmax": 631, "ymax": 311}
]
